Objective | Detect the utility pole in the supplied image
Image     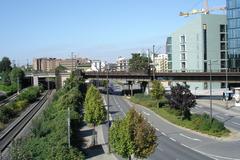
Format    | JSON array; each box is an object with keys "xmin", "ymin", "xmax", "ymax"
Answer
[
  {"xmin": 68, "ymin": 107, "xmax": 71, "ymax": 149},
  {"xmin": 17, "ymin": 77, "xmax": 20, "ymax": 95},
  {"xmin": 71, "ymin": 52, "xmax": 74, "ymax": 72},
  {"xmin": 209, "ymin": 60, "xmax": 213, "ymax": 123},
  {"xmin": 106, "ymin": 64, "xmax": 110, "ymax": 153},
  {"xmin": 153, "ymin": 45, "xmax": 156, "ymax": 80},
  {"xmin": 225, "ymin": 58, "xmax": 228, "ymax": 109}
]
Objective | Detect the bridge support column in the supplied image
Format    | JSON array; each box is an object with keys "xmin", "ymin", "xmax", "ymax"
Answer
[
  {"xmin": 144, "ymin": 83, "xmax": 150, "ymax": 95},
  {"xmin": 33, "ymin": 76, "xmax": 39, "ymax": 86},
  {"xmin": 127, "ymin": 81, "xmax": 133, "ymax": 96}
]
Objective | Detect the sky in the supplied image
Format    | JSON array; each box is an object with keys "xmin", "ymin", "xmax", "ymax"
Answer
[{"xmin": 0, "ymin": 0, "xmax": 226, "ymax": 65}]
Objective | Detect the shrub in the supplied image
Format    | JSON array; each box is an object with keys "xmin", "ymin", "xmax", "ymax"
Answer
[
  {"xmin": 0, "ymin": 105, "xmax": 17, "ymax": 123},
  {"xmin": 18, "ymin": 86, "xmax": 40, "ymax": 103}
]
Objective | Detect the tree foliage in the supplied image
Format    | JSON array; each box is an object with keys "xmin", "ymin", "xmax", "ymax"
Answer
[
  {"xmin": 10, "ymin": 67, "xmax": 25, "ymax": 84},
  {"xmin": 151, "ymin": 80, "xmax": 165, "ymax": 101},
  {"xmin": 110, "ymin": 108, "xmax": 157, "ymax": 159},
  {"xmin": 10, "ymin": 73, "xmax": 85, "ymax": 159},
  {"xmin": 170, "ymin": 83, "xmax": 196, "ymax": 119},
  {"xmin": 84, "ymin": 85, "xmax": 106, "ymax": 125},
  {"xmin": 0, "ymin": 57, "xmax": 12, "ymax": 72},
  {"xmin": 128, "ymin": 53, "xmax": 150, "ymax": 72}
]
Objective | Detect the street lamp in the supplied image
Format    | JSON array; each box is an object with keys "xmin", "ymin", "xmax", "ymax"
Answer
[
  {"xmin": 106, "ymin": 64, "xmax": 110, "ymax": 153},
  {"xmin": 225, "ymin": 58, "xmax": 229, "ymax": 109}
]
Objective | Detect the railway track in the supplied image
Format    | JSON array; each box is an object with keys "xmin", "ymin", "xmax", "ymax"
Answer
[
  {"xmin": 0, "ymin": 93, "xmax": 18, "ymax": 107},
  {"xmin": 0, "ymin": 91, "xmax": 51, "ymax": 152}
]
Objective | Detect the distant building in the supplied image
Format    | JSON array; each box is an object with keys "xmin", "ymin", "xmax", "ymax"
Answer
[
  {"xmin": 168, "ymin": 14, "xmax": 227, "ymax": 90},
  {"xmin": 117, "ymin": 56, "xmax": 128, "ymax": 72},
  {"xmin": 89, "ymin": 60, "xmax": 106, "ymax": 72},
  {"xmin": 33, "ymin": 57, "xmax": 90, "ymax": 72},
  {"xmin": 227, "ymin": 0, "xmax": 240, "ymax": 69},
  {"xmin": 154, "ymin": 54, "xmax": 168, "ymax": 72}
]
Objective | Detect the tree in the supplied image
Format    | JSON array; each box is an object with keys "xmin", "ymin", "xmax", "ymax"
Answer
[
  {"xmin": 170, "ymin": 83, "xmax": 196, "ymax": 119},
  {"xmin": 151, "ymin": 80, "xmax": 165, "ymax": 101},
  {"xmin": 0, "ymin": 57, "xmax": 12, "ymax": 72},
  {"xmin": 128, "ymin": 53, "xmax": 150, "ymax": 73},
  {"xmin": 110, "ymin": 118, "xmax": 134, "ymax": 159},
  {"xmin": 110, "ymin": 108, "xmax": 157, "ymax": 160},
  {"xmin": 10, "ymin": 67, "xmax": 25, "ymax": 85},
  {"xmin": 84, "ymin": 85, "xmax": 106, "ymax": 145}
]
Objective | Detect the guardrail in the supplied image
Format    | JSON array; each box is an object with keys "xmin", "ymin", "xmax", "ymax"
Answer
[{"xmin": 0, "ymin": 91, "xmax": 50, "ymax": 152}]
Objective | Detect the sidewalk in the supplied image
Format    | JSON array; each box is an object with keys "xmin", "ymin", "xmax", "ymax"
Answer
[
  {"xmin": 79, "ymin": 122, "xmax": 117, "ymax": 160},
  {"xmin": 196, "ymin": 99, "xmax": 240, "ymax": 116}
]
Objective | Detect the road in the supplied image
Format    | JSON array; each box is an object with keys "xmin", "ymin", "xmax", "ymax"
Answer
[{"xmin": 102, "ymin": 83, "xmax": 213, "ymax": 160}]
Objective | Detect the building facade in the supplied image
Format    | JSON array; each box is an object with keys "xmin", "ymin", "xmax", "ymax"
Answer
[
  {"xmin": 33, "ymin": 57, "xmax": 89, "ymax": 72},
  {"xmin": 168, "ymin": 14, "xmax": 227, "ymax": 90},
  {"xmin": 154, "ymin": 54, "xmax": 168, "ymax": 72},
  {"xmin": 117, "ymin": 56, "xmax": 128, "ymax": 72},
  {"xmin": 227, "ymin": 0, "xmax": 240, "ymax": 69}
]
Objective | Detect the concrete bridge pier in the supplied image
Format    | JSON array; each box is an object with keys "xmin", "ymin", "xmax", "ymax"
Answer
[
  {"xmin": 33, "ymin": 76, "xmax": 39, "ymax": 86},
  {"xmin": 127, "ymin": 81, "xmax": 134, "ymax": 96}
]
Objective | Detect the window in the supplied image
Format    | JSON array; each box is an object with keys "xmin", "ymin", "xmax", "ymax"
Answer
[
  {"xmin": 204, "ymin": 62, "xmax": 207, "ymax": 72},
  {"xmin": 220, "ymin": 25, "xmax": 225, "ymax": 32},
  {"xmin": 180, "ymin": 45, "xmax": 186, "ymax": 52},
  {"xmin": 181, "ymin": 62, "xmax": 186, "ymax": 70},
  {"xmin": 180, "ymin": 35, "xmax": 186, "ymax": 43},
  {"xmin": 221, "ymin": 43, "xmax": 226, "ymax": 50},
  {"xmin": 220, "ymin": 34, "xmax": 226, "ymax": 41},
  {"xmin": 221, "ymin": 61, "xmax": 226, "ymax": 68},
  {"xmin": 181, "ymin": 53, "xmax": 185, "ymax": 61},
  {"xmin": 204, "ymin": 82, "xmax": 208, "ymax": 89},
  {"xmin": 221, "ymin": 83, "xmax": 226, "ymax": 88},
  {"xmin": 168, "ymin": 62, "xmax": 172, "ymax": 70},
  {"xmin": 168, "ymin": 54, "xmax": 172, "ymax": 61},
  {"xmin": 221, "ymin": 51, "xmax": 226, "ymax": 59}
]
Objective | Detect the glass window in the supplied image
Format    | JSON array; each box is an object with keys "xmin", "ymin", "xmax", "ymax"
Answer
[
  {"xmin": 180, "ymin": 45, "xmax": 185, "ymax": 51},
  {"xmin": 220, "ymin": 25, "xmax": 225, "ymax": 32},
  {"xmin": 221, "ymin": 51, "xmax": 226, "ymax": 59},
  {"xmin": 220, "ymin": 34, "xmax": 226, "ymax": 41},
  {"xmin": 168, "ymin": 54, "xmax": 172, "ymax": 61},
  {"xmin": 181, "ymin": 62, "xmax": 186, "ymax": 69},
  {"xmin": 221, "ymin": 61, "xmax": 226, "ymax": 68},
  {"xmin": 181, "ymin": 53, "xmax": 185, "ymax": 61},
  {"xmin": 180, "ymin": 35, "xmax": 185, "ymax": 43},
  {"xmin": 221, "ymin": 43, "xmax": 226, "ymax": 50}
]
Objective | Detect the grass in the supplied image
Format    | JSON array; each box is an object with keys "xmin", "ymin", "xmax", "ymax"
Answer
[{"xmin": 130, "ymin": 93, "xmax": 230, "ymax": 137}]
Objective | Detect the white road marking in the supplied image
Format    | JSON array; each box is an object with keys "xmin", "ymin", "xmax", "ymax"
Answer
[
  {"xmin": 170, "ymin": 137, "xmax": 177, "ymax": 142},
  {"xmin": 179, "ymin": 133, "xmax": 202, "ymax": 142},
  {"xmin": 215, "ymin": 115, "xmax": 224, "ymax": 120},
  {"xmin": 155, "ymin": 128, "xmax": 160, "ymax": 131},
  {"xmin": 161, "ymin": 132, "xmax": 167, "ymax": 136},
  {"xmin": 143, "ymin": 111, "xmax": 150, "ymax": 116},
  {"xmin": 181, "ymin": 143, "xmax": 191, "ymax": 149},
  {"xmin": 231, "ymin": 121, "xmax": 240, "ymax": 126}
]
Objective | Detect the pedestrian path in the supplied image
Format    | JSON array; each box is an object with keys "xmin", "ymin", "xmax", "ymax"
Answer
[{"xmin": 79, "ymin": 121, "xmax": 117, "ymax": 160}]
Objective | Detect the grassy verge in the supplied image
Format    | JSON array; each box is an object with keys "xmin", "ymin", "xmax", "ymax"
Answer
[{"xmin": 130, "ymin": 94, "xmax": 230, "ymax": 137}]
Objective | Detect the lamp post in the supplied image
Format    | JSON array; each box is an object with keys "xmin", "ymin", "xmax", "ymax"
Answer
[
  {"xmin": 225, "ymin": 58, "xmax": 228, "ymax": 109},
  {"xmin": 209, "ymin": 60, "xmax": 213, "ymax": 122},
  {"xmin": 106, "ymin": 64, "xmax": 110, "ymax": 153}
]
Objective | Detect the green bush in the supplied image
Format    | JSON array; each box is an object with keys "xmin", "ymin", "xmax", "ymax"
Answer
[
  {"xmin": 18, "ymin": 86, "xmax": 41, "ymax": 103},
  {"xmin": 15, "ymin": 100, "xmax": 28, "ymax": 112},
  {"xmin": 0, "ymin": 105, "xmax": 17, "ymax": 123}
]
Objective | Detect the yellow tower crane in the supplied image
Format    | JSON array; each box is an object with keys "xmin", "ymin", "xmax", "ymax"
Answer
[{"xmin": 179, "ymin": 0, "xmax": 226, "ymax": 17}]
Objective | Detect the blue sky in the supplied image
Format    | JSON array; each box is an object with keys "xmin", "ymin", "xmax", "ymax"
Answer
[{"xmin": 0, "ymin": 0, "xmax": 226, "ymax": 65}]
